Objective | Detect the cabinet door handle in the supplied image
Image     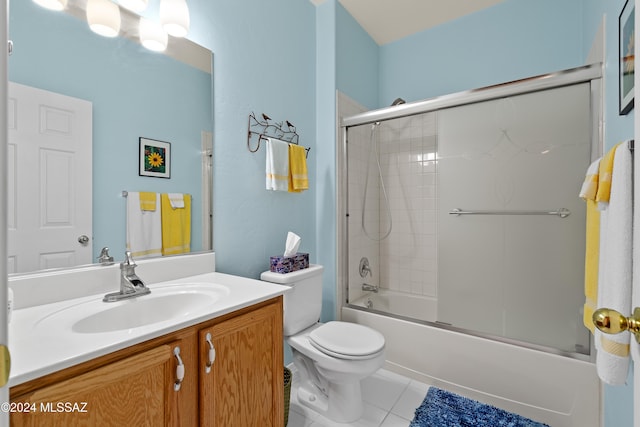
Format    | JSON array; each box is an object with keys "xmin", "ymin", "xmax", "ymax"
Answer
[
  {"xmin": 174, "ymin": 347, "xmax": 185, "ymax": 391},
  {"xmin": 205, "ymin": 332, "xmax": 216, "ymax": 374}
]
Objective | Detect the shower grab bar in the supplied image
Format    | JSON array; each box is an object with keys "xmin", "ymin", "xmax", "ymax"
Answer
[{"xmin": 449, "ymin": 207, "xmax": 571, "ymax": 218}]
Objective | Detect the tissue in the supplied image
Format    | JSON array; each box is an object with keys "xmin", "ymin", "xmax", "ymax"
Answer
[
  {"xmin": 270, "ymin": 232, "xmax": 309, "ymax": 273},
  {"xmin": 284, "ymin": 232, "xmax": 301, "ymax": 257}
]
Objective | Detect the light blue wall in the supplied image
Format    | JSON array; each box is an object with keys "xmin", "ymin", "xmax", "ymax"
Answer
[
  {"xmin": 185, "ymin": 0, "xmax": 318, "ymax": 282},
  {"xmin": 335, "ymin": 2, "xmax": 378, "ymax": 110},
  {"xmin": 183, "ymin": 0, "xmax": 318, "ymax": 366},
  {"xmin": 378, "ymin": 0, "xmax": 584, "ymax": 107},
  {"xmin": 9, "ymin": 1, "xmax": 210, "ymax": 259},
  {"xmin": 315, "ymin": 1, "xmax": 338, "ymax": 323}
]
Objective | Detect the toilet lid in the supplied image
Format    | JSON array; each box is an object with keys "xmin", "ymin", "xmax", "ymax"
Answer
[{"xmin": 309, "ymin": 321, "xmax": 385, "ymax": 359}]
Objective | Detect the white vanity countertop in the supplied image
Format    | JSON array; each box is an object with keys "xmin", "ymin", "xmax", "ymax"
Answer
[{"xmin": 9, "ymin": 272, "xmax": 288, "ymax": 387}]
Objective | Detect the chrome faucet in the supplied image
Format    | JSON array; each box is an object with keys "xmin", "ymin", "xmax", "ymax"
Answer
[
  {"xmin": 97, "ymin": 247, "xmax": 114, "ymax": 265},
  {"xmin": 103, "ymin": 251, "xmax": 151, "ymax": 302},
  {"xmin": 362, "ymin": 283, "xmax": 378, "ymax": 293}
]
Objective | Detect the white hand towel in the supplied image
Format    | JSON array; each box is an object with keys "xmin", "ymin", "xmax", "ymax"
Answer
[
  {"xmin": 632, "ymin": 144, "xmax": 640, "ymax": 365},
  {"xmin": 266, "ymin": 138, "xmax": 289, "ymax": 191},
  {"xmin": 168, "ymin": 193, "xmax": 185, "ymax": 209},
  {"xmin": 126, "ymin": 191, "xmax": 162, "ymax": 259},
  {"xmin": 596, "ymin": 143, "xmax": 632, "ymax": 385}
]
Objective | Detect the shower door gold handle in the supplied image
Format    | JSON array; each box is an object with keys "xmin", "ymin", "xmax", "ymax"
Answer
[{"xmin": 593, "ymin": 307, "xmax": 640, "ymax": 343}]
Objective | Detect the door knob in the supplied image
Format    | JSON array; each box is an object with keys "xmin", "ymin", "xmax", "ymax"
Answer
[
  {"xmin": 593, "ymin": 307, "xmax": 640, "ymax": 343},
  {"xmin": 78, "ymin": 235, "xmax": 90, "ymax": 246}
]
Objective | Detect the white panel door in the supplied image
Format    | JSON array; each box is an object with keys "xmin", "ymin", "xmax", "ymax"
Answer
[{"xmin": 7, "ymin": 82, "xmax": 92, "ymax": 273}]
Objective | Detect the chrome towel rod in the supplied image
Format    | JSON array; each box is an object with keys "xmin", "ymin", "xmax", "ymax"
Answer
[
  {"xmin": 449, "ymin": 207, "xmax": 571, "ymax": 218},
  {"xmin": 121, "ymin": 191, "xmax": 193, "ymax": 200}
]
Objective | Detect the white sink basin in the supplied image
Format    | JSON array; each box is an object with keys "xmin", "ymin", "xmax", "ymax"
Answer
[{"xmin": 34, "ymin": 283, "xmax": 230, "ymax": 334}]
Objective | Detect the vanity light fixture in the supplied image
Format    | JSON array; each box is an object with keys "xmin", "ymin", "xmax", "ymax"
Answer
[
  {"xmin": 139, "ymin": 18, "xmax": 168, "ymax": 52},
  {"xmin": 32, "ymin": 0, "xmax": 68, "ymax": 11},
  {"xmin": 86, "ymin": 0, "xmax": 121, "ymax": 38},
  {"xmin": 159, "ymin": 0, "xmax": 190, "ymax": 38},
  {"xmin": 117, "ymin": 0, "xmax": 149, "ymax": 13}
]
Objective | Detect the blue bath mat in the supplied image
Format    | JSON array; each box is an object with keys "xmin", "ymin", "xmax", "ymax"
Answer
[{"xmin": 409, "ymin": 387, "xmax": 550, "ymax": 427}]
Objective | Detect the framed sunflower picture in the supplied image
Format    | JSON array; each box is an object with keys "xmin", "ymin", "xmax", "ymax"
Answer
[{"xmin": 139, "ymin": 137, "xmax": 171, "ymax": 178}]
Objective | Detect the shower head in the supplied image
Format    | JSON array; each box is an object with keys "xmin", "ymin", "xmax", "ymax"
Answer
[{"xmin": 391, "ymin": 97, "xmax": 406, "ymax": 106}]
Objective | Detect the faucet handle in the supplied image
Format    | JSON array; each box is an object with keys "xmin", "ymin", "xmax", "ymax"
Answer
[
  {"xmin": 359, "ymin": 257, "xmax": 372, "ymax": 278},
  {"xmin": 97, "ymin": 247, "xmax": 114, "ymax": 265},
  {"xmin": 121, "ymin": 251, "xmax": 137, "ymax": 268}
]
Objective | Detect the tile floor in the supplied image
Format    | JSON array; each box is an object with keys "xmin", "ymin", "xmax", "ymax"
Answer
[{"xmin": 286, "ymin": 368, "xmax": 429, "ymax": 427}]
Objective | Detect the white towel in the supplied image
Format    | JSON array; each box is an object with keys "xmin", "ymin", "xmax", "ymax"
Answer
[
  {"xmin": 595, "ymin": 143, "xmax": 632, "ymax": 385},
  {"xmin": 632, "ymin": 144, "xmax": 640, "ymax": 365},
  {"xmin": 266, "ymin": 138, "xmax": 289, "ymax": 191},
  {"xmin": 168, "ymin": 193, "xmax": 185, "ymax": 209},
  {"xmin": 126, "ymin": 191, "xmax": 162, "ymax": 259}
]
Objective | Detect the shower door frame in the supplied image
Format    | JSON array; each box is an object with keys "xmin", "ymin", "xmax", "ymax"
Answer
[{"xmin": 338, "ymin": 63, "xmax": 603, "ymax": 360}]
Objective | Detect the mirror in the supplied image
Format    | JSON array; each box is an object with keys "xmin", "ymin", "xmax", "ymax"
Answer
[{"xmin": 8, "ymin": 0, "xmax": 213, "ymax": 274}]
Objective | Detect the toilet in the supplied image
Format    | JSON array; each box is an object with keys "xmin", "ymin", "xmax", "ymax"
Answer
[{"xmin": 261, "ymin": 264, "xmax": 385, "ymax": 423}]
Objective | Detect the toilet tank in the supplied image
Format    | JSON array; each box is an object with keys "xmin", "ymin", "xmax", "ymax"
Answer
[{"xmin": 260, "ymin": 264, "xmax": 324, "ymax": 336}]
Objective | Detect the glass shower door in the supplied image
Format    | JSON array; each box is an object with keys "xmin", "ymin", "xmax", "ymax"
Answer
[{"xmin": 437, "ymin": 83, "xmax": 592, "ymax": 354}]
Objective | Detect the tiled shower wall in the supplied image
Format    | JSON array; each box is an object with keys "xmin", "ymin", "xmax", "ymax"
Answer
[
  {"xmin": 342, "ymin": 90, "xmax": 438, "ymax": 303},
  {"xmin": 377, "ymin": 114, "xmax": 438, "ymax": 298}
]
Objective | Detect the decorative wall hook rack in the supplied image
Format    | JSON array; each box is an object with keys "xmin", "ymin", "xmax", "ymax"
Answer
[{"xmin": 247, "ymin": 112, "xmax": 310, "ymax": 158}]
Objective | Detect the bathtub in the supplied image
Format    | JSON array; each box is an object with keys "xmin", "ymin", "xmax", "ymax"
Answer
[
  {"xmin": 342, "ymin": 297, "xmax": 601, "ymax": 427},
  {"xmin": 350, "ymin": 289, "xmax": 437, "ymax": 322}
]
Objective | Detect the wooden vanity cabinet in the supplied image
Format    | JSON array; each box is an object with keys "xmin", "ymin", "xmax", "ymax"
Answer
[
  {"xmin": 9, "ymin": 337, "xmax": 193, "ymax": 427},
  {"xmin": 199, "ymin": 296, "xmax": 284, "ymax": 426},
  {"xmin": 9, "ymin": 297, "xmax": 283, "ymax": 427}
]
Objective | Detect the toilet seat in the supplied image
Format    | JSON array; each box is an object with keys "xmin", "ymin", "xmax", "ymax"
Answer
[{"xmin": 309, "ymin": 321, "xmax": 385, "ymax": 360}]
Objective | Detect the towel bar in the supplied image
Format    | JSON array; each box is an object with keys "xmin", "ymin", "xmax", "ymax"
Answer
[
  {"xmin": 122, "ymin": 191, "xmax": 193, "ymax": 200},
  {"xmin": 247, "ymin": 112, "xmax": 310, "ymax": 158},
  {"xmin": 449, "ymin": 208, "xmax": 570, "ymax": 218}
]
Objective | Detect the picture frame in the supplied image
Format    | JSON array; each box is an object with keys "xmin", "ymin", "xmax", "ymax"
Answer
[
  {"xmin": 139, "ymin": 137, "xmax": 171, "ymax": 178},
  {"xmin": 619, "ymin": 0, "xmax": 635, "ymax": 115}
]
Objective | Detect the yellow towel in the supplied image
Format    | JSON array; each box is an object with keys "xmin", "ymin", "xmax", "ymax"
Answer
[
  {"xmin": 583, "ymin": 199, "xmax": 600, "ymax": 333},
  {"xmin": 583, "ymin": 143, "xmax": 622, "ymax": 332},
  {"xmin": 161, "ymin": 193, "xmax": 191, "ymax": 255},
  {"xmin": 579, "ymin": 160, "xmax": 600, "ymax": 200},
  {"xmin": 595, "ymin": 143, "xmax": 621, "ymax": 207},
  {"xmin": 288, "ymin": 144, "xmax": 309, "ymax": 193},
  {"xmin": 579, "ymin": 159, "xmax": 601, "ymax": 333},
  {"xmin": 139, "ymin": 191, "xmax": 157, "ymax": 211}
]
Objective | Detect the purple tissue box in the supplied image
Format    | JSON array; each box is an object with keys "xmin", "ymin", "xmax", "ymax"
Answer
[{"xmin": 270, "ymin": 252, "xmax": 309, "ymax": 274}]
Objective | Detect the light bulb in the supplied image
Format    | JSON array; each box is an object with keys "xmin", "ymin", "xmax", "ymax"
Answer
[
  {"xmin": 139, "ymin": 18, "xmax": 168, "ymax": 52},
  {"xmin": 159, "ymin": 0, "xmax": 190, "ymax": 38},
  {"xmin": 86, "ymin": 0, "xmax": 121, "ymax": 38},
  {"xmin": 33, "ymin": 0, "xmax": 68, "ymax": 11},
  {"xmin": 118, "ymin": 0, "xmax": 148, "ymax": 13}
]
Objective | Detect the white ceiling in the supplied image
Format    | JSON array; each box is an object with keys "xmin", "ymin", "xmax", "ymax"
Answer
[{"xmin": 337, "ymin": 0, "xmax": 507, "ymax": 45}]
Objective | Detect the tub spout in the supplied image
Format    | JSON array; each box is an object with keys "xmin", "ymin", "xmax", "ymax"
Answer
[{"xmin": 362, "ymin": 283, "xmax": 378, "ymax": 293}]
